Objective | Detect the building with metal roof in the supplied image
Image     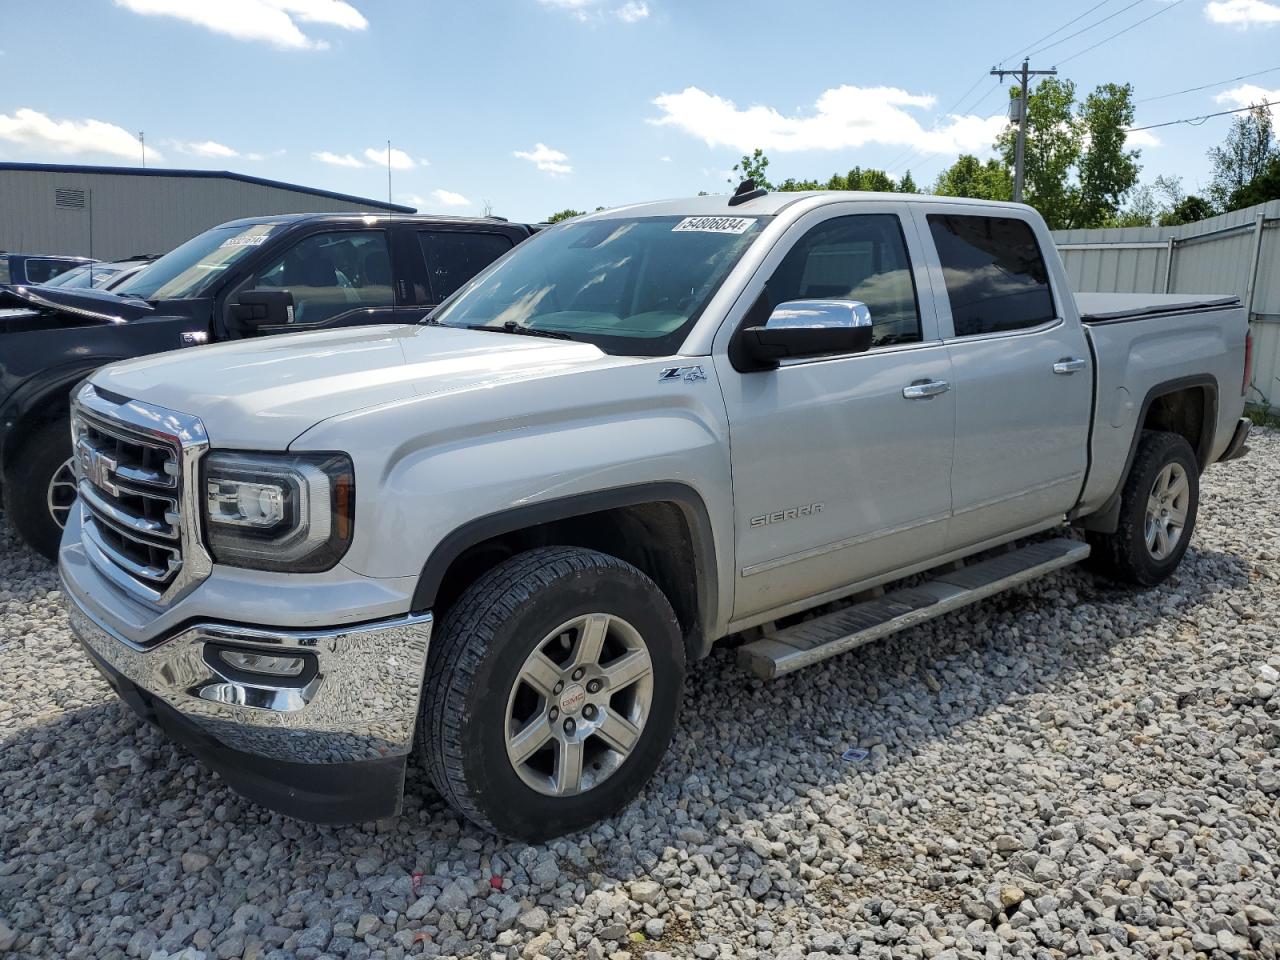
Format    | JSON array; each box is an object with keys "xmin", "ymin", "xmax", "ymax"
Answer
[{"xmin": 0, "ymin": 162, "xmax": 416, "ymax": 261}]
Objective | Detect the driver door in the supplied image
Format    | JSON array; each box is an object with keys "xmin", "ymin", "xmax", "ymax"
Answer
[{"xmin": 713, "ymin": 203, "xmax": 956, "ymax": 622}]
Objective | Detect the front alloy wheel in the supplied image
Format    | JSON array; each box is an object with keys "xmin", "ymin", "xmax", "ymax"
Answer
[
  {"xmin": 505, "ymin": 613, "xmax": 654, "ymax": 797},
  {"xmin": 47, "ymin": 457, "xmax": 78, "ymax": 531},
  {"xmin": 420, "ymin": 546, "xmax": 685, "ymax": 840}
]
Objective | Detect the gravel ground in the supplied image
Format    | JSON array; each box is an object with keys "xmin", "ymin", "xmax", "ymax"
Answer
[{"xmin": 2, "ymin": 431, "xmax": 1278, "ymax": 960}]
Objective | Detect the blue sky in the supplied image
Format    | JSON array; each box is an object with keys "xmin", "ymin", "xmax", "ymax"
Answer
[{"xmin": 2, "ymin": 0, "xmax": 1280, "ymax": 223}]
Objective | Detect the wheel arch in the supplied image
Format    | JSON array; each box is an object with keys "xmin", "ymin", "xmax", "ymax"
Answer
[
  {"xmin": 0, "ymin": 362, "xmax": 110, "ymax": 481},
  {"xmin": 411, "ymin": 482, "xmax": 720, "ymax": 661},
  {"xmin": 1079, "ymin": 374, "xmax": 1217, "ymax": 533}
]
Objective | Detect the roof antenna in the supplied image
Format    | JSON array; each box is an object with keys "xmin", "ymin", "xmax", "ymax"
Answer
[{"xmin": 729, "ymin": 178, "xmax": 767, "ymax": 207}]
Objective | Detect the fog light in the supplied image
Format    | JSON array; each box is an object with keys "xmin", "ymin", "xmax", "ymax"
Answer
[{"xmin": 219, "ymin": 649, "xmax": 306, "ymax": 677}]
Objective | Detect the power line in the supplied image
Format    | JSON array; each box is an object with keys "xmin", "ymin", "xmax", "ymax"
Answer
[
  {"xmin": 1127, "ymin": 98, "xmax": 1280, "ymax": 132},
  {"xmin": 886, "ymin": 80, "xmax": 1004, "ymax": 177},
  {"xmin": 881, "ymin": 74, "xmax": 990, "ymax": 173},
  {"xmin": 1025, "ymin": 0, "xmax": 1146, "ymax": 59},
  {"xmin": 996, "ymin": 0, "xmax": 1113, "ymax": 67},
  {"xmin": 1055, "ymin": 0, "xmax": 1186, "ymax": 66},
  {"xmin": 1136, "ymin": 64, "xmax": 1280, "ymax": 103}
]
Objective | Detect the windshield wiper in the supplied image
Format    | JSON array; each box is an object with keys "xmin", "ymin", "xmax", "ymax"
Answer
[{"xmin": 465, "ymin": 320, "xmax": 575, "ymax": 341}]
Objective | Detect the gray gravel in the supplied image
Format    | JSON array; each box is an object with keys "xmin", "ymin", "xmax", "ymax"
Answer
[{"xmin": 2, "ymin": 430, "xmax": 1279, "ymax": 960}]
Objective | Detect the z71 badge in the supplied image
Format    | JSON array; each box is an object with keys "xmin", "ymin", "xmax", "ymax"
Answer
[
  {"xmin": 658, "ymin": 365, "xmax": 707, "ymax": 383},
  {"xmin": 750, "ymin": 503, "xmax": 824, "ymax": 527}
]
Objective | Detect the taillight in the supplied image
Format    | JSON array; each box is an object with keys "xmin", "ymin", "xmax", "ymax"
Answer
[{"xmin": 1243, "ymin": 329, "xmax": 1253, "ymax": 397}]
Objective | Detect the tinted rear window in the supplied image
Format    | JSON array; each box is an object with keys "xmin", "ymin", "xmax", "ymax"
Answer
[
  {"xmin": 419, "ymin": 231, "xmax": 514, "ymax": 303},
  {"xmin": 927, "ymin": 214, "xmax": 1056, "ymax": 336}
]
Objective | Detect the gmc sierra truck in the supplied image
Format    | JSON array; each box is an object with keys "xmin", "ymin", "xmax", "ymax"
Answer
[
  {"xmin": 59, "ymin": 185, "xmax": 1252, "ymax": 840},
  {"xmin": 0, "ymin": 212, "xmax": 537, "ymax": 559}
]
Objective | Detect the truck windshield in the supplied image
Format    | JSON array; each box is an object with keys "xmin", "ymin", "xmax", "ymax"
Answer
[
  {"xmin": 114, "ymin": 222, "xmax": 285, "ymax": 300},
  {"xmin": 431, "ymin": 214, "xmax": 770, "ymax": 356}
]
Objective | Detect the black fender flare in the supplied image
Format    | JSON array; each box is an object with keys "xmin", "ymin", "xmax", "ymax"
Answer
[
  {"xmin": 0, "ymin": 361, "xmax": 122, "ymax": 480},
  {"xmin": 411, "ymin": 481, "xmax": 721, "ymax": 656},
  {"xmin": 1078, "ymin": 374, "xmax": 1218, "ymax": 533}
]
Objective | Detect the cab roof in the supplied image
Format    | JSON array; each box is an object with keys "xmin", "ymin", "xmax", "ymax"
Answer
[{"xmin": 584, "ymin": 190, "xmax": 1030, "ymax": 220}]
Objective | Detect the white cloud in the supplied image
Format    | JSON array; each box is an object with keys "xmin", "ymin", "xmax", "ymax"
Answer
[
  {"xmin": 1215, "ymin": 83, "xmax": 1280, "ymax": 107},
  {"xmin": 650, "ymin": 85, "xmax": 1006, "ymax": 155},
  {"xmin": 114, "ymin": 0, "xmax": 367, "ymax": 50},
  {"xmin": 363, "ymin": 145, "xmax": 415, "ymax": 169},
  {"xmin": 0, "ymin": 107, "xmax": 163, "ymax": 162},
  {"xmin": 1126, "ymin": 130, "xmax": 1163, "ymax": 148},
  {"xmin": 616, "ymin": 1, "xmax": 649, "ymax": 22},
  {"xmin": 313, "ymin": 150, "xmax": 363, "ymax": 167},
  {"xmin": 173, "ymin": 139, "xmax": 239, "ymax": 158},
  {"xmin": 659, "ymin": 155, "xmax": 672, "ymax": 162},
  {"xmin": 515, "ymin": 142, "xmax": 573, "ymax": 175},
  {"xmin": 431, "ymin": 188, "xmax": 471, "ymax": 207},
  {"xmin": 1204, "ymin": 0, "xmax": 1280, "ymax": 26}
]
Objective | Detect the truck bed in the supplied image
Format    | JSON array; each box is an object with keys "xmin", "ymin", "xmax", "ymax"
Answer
[{"xmin": 1074, "ymin": 292, "xmax": 1240, "ymax": 324}]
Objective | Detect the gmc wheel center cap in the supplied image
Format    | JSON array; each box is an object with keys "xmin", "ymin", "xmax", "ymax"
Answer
[{"xmin": 559, "ymin": 684, "xmax": 587, "ymax": 714}]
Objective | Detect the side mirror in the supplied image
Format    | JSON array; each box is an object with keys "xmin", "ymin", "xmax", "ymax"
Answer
[
  {"xmin": 230, "ymin": 289, "xmax": 294, "ymax": 333},
  {"xmin": 739, "ymin": 299, "xmax": 873, "ymax": 368}
]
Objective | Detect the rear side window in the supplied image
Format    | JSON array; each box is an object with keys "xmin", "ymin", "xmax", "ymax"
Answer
[
  {"xmin": 419, "ymin": 231, "xmax": 513, "ymax": 303},
  {"xmin": 0, "ymin": 259, "xmax": 9, "ymax": 284},
  {"xmin": 25, "ymin": 259, "xmax": 76, "ymax": 284},
  {"xmin": 765, "ymin": 214, "xmax": 922, "ymax": 347},
  {"xmin": 927, "ymin": 214, "xmax": 1056, "ymax": 337}
]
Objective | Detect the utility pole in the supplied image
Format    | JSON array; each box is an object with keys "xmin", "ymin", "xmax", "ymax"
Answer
[{"xmin": 990, "ymin": 59, "xmax": 1056, "ymax": 203}]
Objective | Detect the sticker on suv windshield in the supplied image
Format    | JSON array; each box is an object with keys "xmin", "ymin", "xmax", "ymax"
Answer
[
  {"xmin": 672, "ymin": 216, "xmax": 757, "ymax": 235},
  {"xmin": 220, "ymin": 234, "xmax": 270, "ymax": 248}
]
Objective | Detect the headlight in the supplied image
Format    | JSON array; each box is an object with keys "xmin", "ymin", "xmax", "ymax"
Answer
[{"xmin": 203, "ymin": 452, "xmax": 354, "ymax": 572}]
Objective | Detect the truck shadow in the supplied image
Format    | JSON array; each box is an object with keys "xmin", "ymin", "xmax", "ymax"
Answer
[{"xmin": 0, "ymin": 542, "xmax": 1254, "ymax": 952}]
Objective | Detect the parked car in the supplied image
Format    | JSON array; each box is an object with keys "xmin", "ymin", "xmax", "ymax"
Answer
[
  {"xmin": 0, "ymin": 251, "xmax": 93, "ymax": 285},
  {"xmin": 0, "ymin": 213, "xmax": 537, "ymax": 558},
  {"xmin": 59, "ymin": 186, "xmax": 1251, "ymax": 840},
  {"xmin": 41, "ymin": 255, "xmax": 159, "ymax": 291}
]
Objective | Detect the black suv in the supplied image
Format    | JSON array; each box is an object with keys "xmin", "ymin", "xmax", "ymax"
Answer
[{"xmin": 0, "ymin": 213, "xmax": 538, "ymax": 558}]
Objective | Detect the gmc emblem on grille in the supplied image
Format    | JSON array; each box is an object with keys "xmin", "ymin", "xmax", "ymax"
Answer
[{"xmin": 76, "ymin": 438, "xmax": 119, "ymax": 496}]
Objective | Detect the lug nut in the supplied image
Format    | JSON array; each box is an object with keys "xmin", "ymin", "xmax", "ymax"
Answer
[
  {"xmin": 549, "ymin": 707, "xmax": 559, "ymax": 721},
  {"xmin": 571, "ymin": 667, "xmax": 585, "ymax": 681},
  {"xmin": 553, "ymin": 681, "xmax": 564, "ymax": 695},
  {"xmin": 563, "ymin": 718, "xmax": 576, "ymax": 735},
  {"xmin": 583, "ymin": 704, "xmax": 597, "ymax": 720},
  {"xmin": 586, "ymin": 679, "xmax": 602, "ymax": 694}
]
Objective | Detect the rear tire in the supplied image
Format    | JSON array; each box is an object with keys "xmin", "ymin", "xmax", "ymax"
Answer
[
  {"xmin": 2, "ymin": 419, "xmax": 75, "ymax": 562},
  {"xmin": 1086, "ymin": 430, "xmax": 1199, "ymax": 587},
  {"xmin": 419, "ymin": 546, "xmax": 685, "ymax": 840}
]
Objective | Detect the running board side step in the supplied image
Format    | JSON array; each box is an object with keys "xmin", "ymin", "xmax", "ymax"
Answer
[{"xmin": 737, "ymin": 538, "xmax": 1090, "ymax": 680}]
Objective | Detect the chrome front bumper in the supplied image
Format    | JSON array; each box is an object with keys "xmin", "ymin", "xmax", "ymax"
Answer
[{"xmin": 63, "ymin": 590, "xmax": 432, "ymax": 765}]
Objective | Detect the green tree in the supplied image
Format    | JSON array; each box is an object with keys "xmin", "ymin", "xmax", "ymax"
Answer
[
  {"xmin": 897, "ymin": 170, "xmax": 919, "ymax": 194},
  {"xmin": 1161, "ymin": 194, "xmax": 1215, "ymax": 225},
  {"xmin": 730, "ymin": 148, "xmax": 773, "ymax": 190},
  {"xmin": 546, "ymin": 209, "xmax": 585, "ymax": 223},
  {"xmin": 932, "ymin": 154, "xmax": 1013, "ymax": 200},
  {"xmin": 1208, "ymin": 104, "xmax": 1277, "ymax": 210},
  {"xmin": 997, "ymin": 78, "xmax": 1140, "ymax": 229}
]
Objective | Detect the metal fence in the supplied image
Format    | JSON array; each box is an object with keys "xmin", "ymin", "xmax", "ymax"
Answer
[{"xmin": 1053, "ymin": 198, "xmax": 1280, "ymax": 412}]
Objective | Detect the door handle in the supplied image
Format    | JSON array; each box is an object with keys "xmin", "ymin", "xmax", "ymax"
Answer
[
  {"xmin": 902, "ymin": 379, "xmax": 950, "ymax": 399},
  {"xmin": 1053, "ymin": 357, "xmax": 1087, "ymax": 375}
]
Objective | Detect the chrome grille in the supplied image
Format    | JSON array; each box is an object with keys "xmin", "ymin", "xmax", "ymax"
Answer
[{"xmin": 71, "ymin": 384, "xmax": 211, "ymax": 606}]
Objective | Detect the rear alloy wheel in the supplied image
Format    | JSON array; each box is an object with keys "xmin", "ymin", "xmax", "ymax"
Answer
[
  {"xmin": 47, "ymin": 457, "xmax": 78, "ymax": 532},
  {"xmin": 1087, "ymin": 430, "xmax": 1199, "ymax": 587},
  {"xmin": 420, "ymin": 546, "xmax": 684, "ymax": 840}
]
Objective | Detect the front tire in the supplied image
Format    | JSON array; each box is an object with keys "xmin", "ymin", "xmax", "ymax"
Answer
[
  {"xmin": 1087, "ymin": 430, "xmax": 1199, "ymax": 587},
  {"xmin": 420, "ymin": 546, "xmax": 685, "ymax": 840},
  {"xmin": 2, "ymin": 419, "xmax": 76, "ymax": 562}
]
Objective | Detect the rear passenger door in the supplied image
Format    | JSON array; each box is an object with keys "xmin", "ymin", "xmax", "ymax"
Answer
[{"xmin": 911, "ymin": 205, "xmax": 1092, "ymax": 551}]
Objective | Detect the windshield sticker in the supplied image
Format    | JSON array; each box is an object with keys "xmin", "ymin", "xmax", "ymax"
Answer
[
  {"xmin": 672, "ymin": 216, "xmax": 757, "ymax": 235},
  {"xmin": 220, "ymin": 234, "xmax": 270, "ymax": 248}
]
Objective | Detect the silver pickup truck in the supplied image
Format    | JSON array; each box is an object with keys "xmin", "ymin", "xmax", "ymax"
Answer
[{"xmin": 59, "ymin": 185, "xmax": 1252, "ymax": 840}]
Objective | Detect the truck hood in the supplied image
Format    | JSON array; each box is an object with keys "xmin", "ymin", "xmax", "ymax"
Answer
[
  {"xmin": 0, "ymin": 283, "xmax": 155, "ymax": 323},
  {"xmin": 91, "ymin": 323, "xmax": 611, "ymax": 449}
]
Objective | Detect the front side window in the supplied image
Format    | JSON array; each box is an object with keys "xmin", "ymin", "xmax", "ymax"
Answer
[
  {"xmin": 115, "ymin": 221, "xmax": 287, "ymax": 300},
  {"xmin": 927, "ymin": 214, "xmax": 1056, "ymax": 337},
  {"xmin": 419, "ymin": 231, "xmax": 513, "ymax": 303},
  {"xmin": 255, "ymin": 230, "xmax": 393, "ymax": 325},
  {"xmin": 432, "ymin": 215, "xmax": 769, "ymax": 357},
  {"xmin": 765, "ymin": 214, "xmax": 922, "ymax": 347}
]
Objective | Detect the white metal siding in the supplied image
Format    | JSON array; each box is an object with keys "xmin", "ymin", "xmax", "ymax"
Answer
[{"xmin": 0, "ymin": 169, "xmax": 401, "ymax": 260}]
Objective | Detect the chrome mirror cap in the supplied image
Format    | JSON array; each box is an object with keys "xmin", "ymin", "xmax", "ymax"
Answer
[{"xmin": 764, "ymin": 299, "xmax": 872, "ymax": 330}]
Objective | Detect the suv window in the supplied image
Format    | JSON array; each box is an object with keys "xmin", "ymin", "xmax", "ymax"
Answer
[
  {"xmin": 0, "ymin": 259, "xmax": 9, "ymax": 284},
  {"xmin": 927, "ymin": 214, "xmax": 1056, "ymax": 337},
  {"xmin": 256, "ymin": 230, "xmax": 393, "ymax": 325},
  {"xmin": 25, "ymin": 259, "xmax": 76, "ymax": 284},
  {"xmin": 765, "ymin": 214, "xmax": 922, "ymax": 347},
  {"xmin": 419, "ymin": 231, "xmax": 513, "ymax": 303}
]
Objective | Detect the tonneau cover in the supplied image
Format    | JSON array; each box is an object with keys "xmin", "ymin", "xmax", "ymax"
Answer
[{"xmin": 1075, "ymin": 291, "xmax": 1240, "ymax": 323}]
